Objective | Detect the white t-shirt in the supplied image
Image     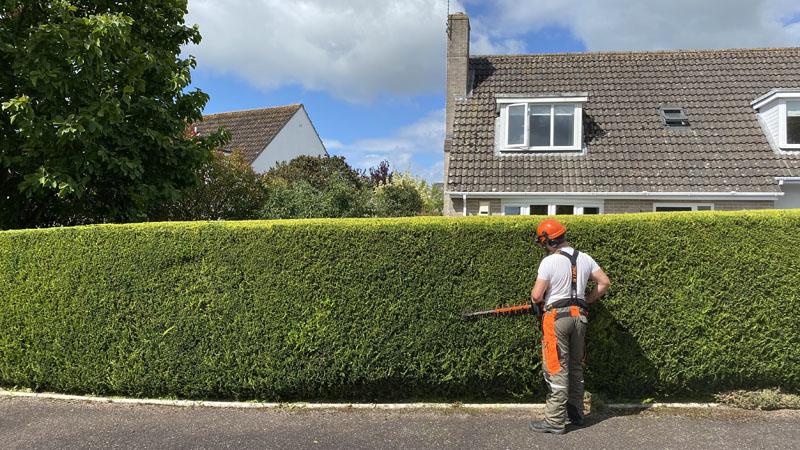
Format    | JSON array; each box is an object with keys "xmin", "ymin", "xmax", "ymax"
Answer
[{"xmin": 536, "ymin": 246, "xmax": 601, "ymax": 307}]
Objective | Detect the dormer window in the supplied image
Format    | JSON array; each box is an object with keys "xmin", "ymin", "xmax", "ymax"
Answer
[
  {"xmin": 659, "ymin": 107, "xmax": 690, "ymax": 128},
  {"xmin": 496, "ymin": 94, "xmax": 586, "ymax": 152},
  {"xmin": 751, "ymin": 89, "xmax": 800, "ymax": 152}
]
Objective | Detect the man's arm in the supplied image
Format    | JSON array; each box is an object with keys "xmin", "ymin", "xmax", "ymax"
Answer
[
  {"xmin": 585, "ymin": 268, "xmax": 610, "ymax": 304},
  {"xmin": 531, "ymin": 278, "xmax": 549, "ymax": 305}
]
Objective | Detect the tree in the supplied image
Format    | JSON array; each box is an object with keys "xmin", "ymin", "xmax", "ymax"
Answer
[
  {"xmin": 394, "ymin": 171, "xmax": 444, "ymax": 216},
  {"xmin": 372, "ymin": 178, "xmax": 425, "ymax": 217},
  {"xmin": 265, "ymin": 155, "xmax": 367, "ymax": 192},
  {"xmin": 260, "ymin": 155, "xmax": 373, "ymax": 219},
  {"xmin": 0, "ymin": 1, "xmax": 227, "ymax": 229},
  {"xmin": 150, "ymin": 149, "xmax": 267, "ymax": 221},
  {"xmin": 368, "ymin": 160, "xmax": 392, "ymax": 187}
]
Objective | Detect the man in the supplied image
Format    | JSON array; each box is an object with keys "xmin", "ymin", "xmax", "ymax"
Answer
[{"xmin": 529, "ymin": 219, "xmax": 610, "ymax": 435}]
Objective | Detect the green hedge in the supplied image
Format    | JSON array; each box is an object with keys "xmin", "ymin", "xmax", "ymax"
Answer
[{"xmin": 1, "ymin": 211, "xmax": 799, "ymax": 401}]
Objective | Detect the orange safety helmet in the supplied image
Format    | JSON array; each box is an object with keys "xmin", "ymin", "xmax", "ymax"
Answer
[{"xmin": 536, "ymin": 219, "xmax": 567, "ymax": 247}]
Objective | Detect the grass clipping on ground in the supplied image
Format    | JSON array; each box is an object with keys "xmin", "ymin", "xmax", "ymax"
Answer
[{"xmin": 716, "ymin": 389, "xmax": 800, "ymax": 410}]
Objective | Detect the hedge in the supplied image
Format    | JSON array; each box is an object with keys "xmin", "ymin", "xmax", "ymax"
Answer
[{"xmin": 1, "ymin": 210, "xmax": 799, "ymax": 401}]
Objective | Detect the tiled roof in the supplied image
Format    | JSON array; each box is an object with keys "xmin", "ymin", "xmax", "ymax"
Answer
[
  {"xmin": 194, "ymin": 104, "xmax": 303, "ymax": 164},
  {"xmin": 448, "ymin": 48, "xmax": 800, "ymax": 193}
]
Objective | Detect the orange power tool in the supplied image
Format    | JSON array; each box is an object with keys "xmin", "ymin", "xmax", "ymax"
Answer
[{"xmin": 461, "ymin": 300, "xmax": 542, "ymax": 321}]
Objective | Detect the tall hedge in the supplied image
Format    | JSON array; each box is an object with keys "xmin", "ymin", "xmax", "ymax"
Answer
[{"xmin": 1, "ymin": 211, "xmax": 798, "ymax": 401}]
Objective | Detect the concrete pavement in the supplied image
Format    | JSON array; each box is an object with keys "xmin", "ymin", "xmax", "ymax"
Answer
[{"xmin": 2, "ymin": 395, "xmax": 799, "ymax": 449}]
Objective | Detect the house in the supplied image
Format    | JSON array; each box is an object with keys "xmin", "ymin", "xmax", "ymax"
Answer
[
  {"xmin": 195, "ymin": 104, "xmax": 327, "ymax": 173},
  {"xmin": 443, "ymin": 13, "xmax": 800, "ymax": 216}
]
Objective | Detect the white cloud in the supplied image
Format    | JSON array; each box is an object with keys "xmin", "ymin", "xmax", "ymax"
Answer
[
  {"xmin": 186, "ymin": 0, "xmax": 466, "ymax": 102},
  {"xmin": 480, "ymin": 0, "xmax": 800, "ymax": 51},
  {"xmin": 324, "ymin": 109, "xmax": 445, "ymax": 182}
]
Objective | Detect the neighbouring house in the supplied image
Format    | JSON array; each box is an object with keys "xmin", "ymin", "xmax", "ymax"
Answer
[
  {"xmin": 195, "ymin": 104, "xmax": 327, "ymax": 173},
  {"xmin": 443, "ymin": 13, "xmax": 800, "ymax": 216}
]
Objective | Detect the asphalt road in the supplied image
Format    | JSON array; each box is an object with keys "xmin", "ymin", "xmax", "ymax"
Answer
[{"xmin": 2, "ymin": 396, "xmax": 799, "ymax": 450}]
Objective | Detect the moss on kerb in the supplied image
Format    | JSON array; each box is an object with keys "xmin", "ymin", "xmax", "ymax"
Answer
[{"xmin": 1, "ymin": 210, "xmax": 799, "ymax": 401}]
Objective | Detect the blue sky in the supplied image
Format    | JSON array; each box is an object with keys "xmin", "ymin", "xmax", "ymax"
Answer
[{"xmin": 185, "ymin": 0, "xmax": 800, "ymax": 183}]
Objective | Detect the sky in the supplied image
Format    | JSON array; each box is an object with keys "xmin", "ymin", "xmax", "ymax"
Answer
[{"xmin": 184, "ymin": 0, "xmax": 800, "ymax": 183}]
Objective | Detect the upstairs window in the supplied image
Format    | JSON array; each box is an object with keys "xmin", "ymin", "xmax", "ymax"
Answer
[
  {"xmin": 750, "ymin": 90, "xmax": 800, "ymax": 152},
  {"xmin": 497, "ymin": 95, "xmax": 586, "ymax": 152},
  {"xmin": 787, "ymin": 101, "xmax": 800, "ymax": 145}
]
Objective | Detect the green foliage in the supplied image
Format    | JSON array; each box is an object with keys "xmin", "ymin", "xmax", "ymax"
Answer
[
  {"xmin": 260, "ymin": 155, "xmax": 373, "ymax": 219},
  {"xmin": 394, "ymin": 171, "xmax": 443, "ymax": 216},
  {"xmin": 260, "ymin": 178, "xmax": 372, "ymax": 219},
  {"xmin": 150, "ymin": 150, "xmax": 268, "ymax": 221},
  {"xmin": 265, "ymin": 155, "xmax": 367, "ymax": 191},
  {"xmin": 2, "ymin": 210, "xmax": 797, "ymax": 402},
  {"xmin": 372, "ymin": 179, "xmax": 425, "ymax": 217},
  {"xmin": 0, "ymin": 1, "xmax": 228, "ymax": 229}
]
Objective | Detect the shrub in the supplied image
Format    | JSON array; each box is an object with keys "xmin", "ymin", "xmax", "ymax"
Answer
[
  {"xmin": 372, "ymin": 180, "xmax": 425, "ymax": 217},
  {"xmin": 1, "ymin": 210, "xmax": 798, "ymax": 401},
  {"xmin": 151, "ymin": 149, "xmax": 268, "ymax": 221}
]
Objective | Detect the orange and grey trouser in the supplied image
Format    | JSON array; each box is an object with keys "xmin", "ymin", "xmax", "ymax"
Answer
[{"xmin": 541, "ymin": 306, "xmax": 588, "ymax": 426}]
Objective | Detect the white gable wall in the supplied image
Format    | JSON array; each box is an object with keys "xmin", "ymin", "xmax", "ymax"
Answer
[{"xmin": 251, "ymin": 107, "xmax": 327, "ymax": 173}]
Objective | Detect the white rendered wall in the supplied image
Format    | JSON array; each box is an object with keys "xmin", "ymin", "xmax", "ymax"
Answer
[
  {"xmin": 251, "ymin": 107, "xmax": 327, "ymax": 173},
  {"xmin": 758, "ymin": 100, "xmax": 781, "ymax": 146},
  {"xmin": 776, "ymin": 183, "xmax": 800, "ymax": 209}
]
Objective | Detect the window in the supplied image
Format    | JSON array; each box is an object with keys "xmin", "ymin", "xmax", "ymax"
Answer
[
  {"xmin": 787, "ymin": 101, "xmax": 800, "ymax": 145},
  {"xmin": 502, "ymin": 202, "xmax": 602, "ymax": 215},
  {"xmin": 529, "ymin": 204, "xmax": 548, "ymax": 215},
  {"xmin": 497, "ymin": 95, "xmax": 586, "ymax": 152},
  {"xmin": 654, "ymin": 203, "xmax": 714, "ymax": 212},
  {"xmin": 659, "ymin": 106, "xmax": 690, "ymax": 128},
  {"xmin": 505, "ymin": 103, "xmax": 580, "ymax": 150},
  {"xmin": 555, "ymin": 205, "xmax": 574, "ymax": 215}
]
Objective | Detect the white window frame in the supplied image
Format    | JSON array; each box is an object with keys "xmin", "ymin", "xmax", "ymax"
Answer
[
  {"xmin": 501, "ymin": 201, "xmax": 603, "ymax": 215},
  {"xmin": 653, "ymin": 203, "xmax": 714, "ymax": 212},
  {"xmin": 498, "ymin": 97, "xmax": 585, "ymax": 152},
  {"xmin": 780, "ymin": 99, "xmax": 800, "ymax": 150}
]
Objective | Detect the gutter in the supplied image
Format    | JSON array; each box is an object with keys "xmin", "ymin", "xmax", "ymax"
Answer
[
  {"xmin": 448, "ymin": 191, "xmax": 783, "ymax": 201},
  {"xmin": 776, "ymin": 177, "xmax": 800, "ymax": 185}
]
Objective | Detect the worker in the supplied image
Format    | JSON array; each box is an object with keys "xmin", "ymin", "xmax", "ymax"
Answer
[{"xmin": 528, "ymin": 219, "xmax": 610, "ymax": 434}]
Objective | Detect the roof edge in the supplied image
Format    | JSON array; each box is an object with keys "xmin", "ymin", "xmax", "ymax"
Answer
[
  {"xmin": 202, "ymin": 104, "xmax": 303, "ymax": 119},
  {"xmin": 469, "ymin": 46, "xmax": 800, "ymax": 59}
]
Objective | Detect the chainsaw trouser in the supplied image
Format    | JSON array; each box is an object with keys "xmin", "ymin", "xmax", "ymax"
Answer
[{"xmin": 541, "ymin": 307, "xmax": 588, "ymax": 427}]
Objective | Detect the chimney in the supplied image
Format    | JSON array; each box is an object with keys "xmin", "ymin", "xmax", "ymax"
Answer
[
  {"xmin": 443, "ymin": 13, "xmax": 469, "ymax": 216},
  {"xmin": 445, "ymin": 13, "xmax": 470, "ymax": 141}
]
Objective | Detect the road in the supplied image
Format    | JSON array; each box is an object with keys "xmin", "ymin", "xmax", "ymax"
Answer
[{"xmin": 2, "ymin": 396, "xmax": 799, "ymax": 449}]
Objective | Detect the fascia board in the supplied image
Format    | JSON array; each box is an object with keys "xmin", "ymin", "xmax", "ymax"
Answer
[{"xmin": 445, "ymin": 191, "xmax": 784, "ymax": 200}]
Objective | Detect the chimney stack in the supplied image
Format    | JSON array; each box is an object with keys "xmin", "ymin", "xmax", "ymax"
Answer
[
  {"xmin": 443, "ymin": 13, "xmax": 469, "ymax": 215},
  {"xmin": 445, "ymin": 13, "xmax": 470, "ymax": 140}
]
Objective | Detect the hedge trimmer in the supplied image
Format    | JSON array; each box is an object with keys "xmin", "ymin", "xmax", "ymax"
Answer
[{"xmin": 461, "ymin": 300, "xmax": 542, "ymax": 321}]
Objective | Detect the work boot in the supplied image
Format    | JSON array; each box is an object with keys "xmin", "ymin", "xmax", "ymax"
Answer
[
  {"xmin": 529, "ymin": 420, "xmax": 566, "ymax": 435},
  {"xmin": 567, "ymin": 404, "xmax": 585, "ymax": 427}
]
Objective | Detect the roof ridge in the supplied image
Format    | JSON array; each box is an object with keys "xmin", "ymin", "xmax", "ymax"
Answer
[
  {"xmin": 202, "ymin": 104, "xmax": 302, "ymax": 118},
  {"xmin": 472, "ymin": 46, "xmax": 800, "ymax": 59}
]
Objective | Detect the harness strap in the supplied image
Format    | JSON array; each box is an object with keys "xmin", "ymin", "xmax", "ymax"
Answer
[{"xmin": 548, "ymin": 250, "xmax": 589, "ymax": 311}]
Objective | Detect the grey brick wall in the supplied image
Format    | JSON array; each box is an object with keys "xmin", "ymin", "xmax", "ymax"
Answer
[{"xmin": 449, "ymin": 198, "xmax": 502, "ymax": 216}]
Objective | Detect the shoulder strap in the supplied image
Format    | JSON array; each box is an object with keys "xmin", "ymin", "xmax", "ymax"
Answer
[{"xmin": 553, "ymin": 250, "xmax": 586, "ymax": 308}]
